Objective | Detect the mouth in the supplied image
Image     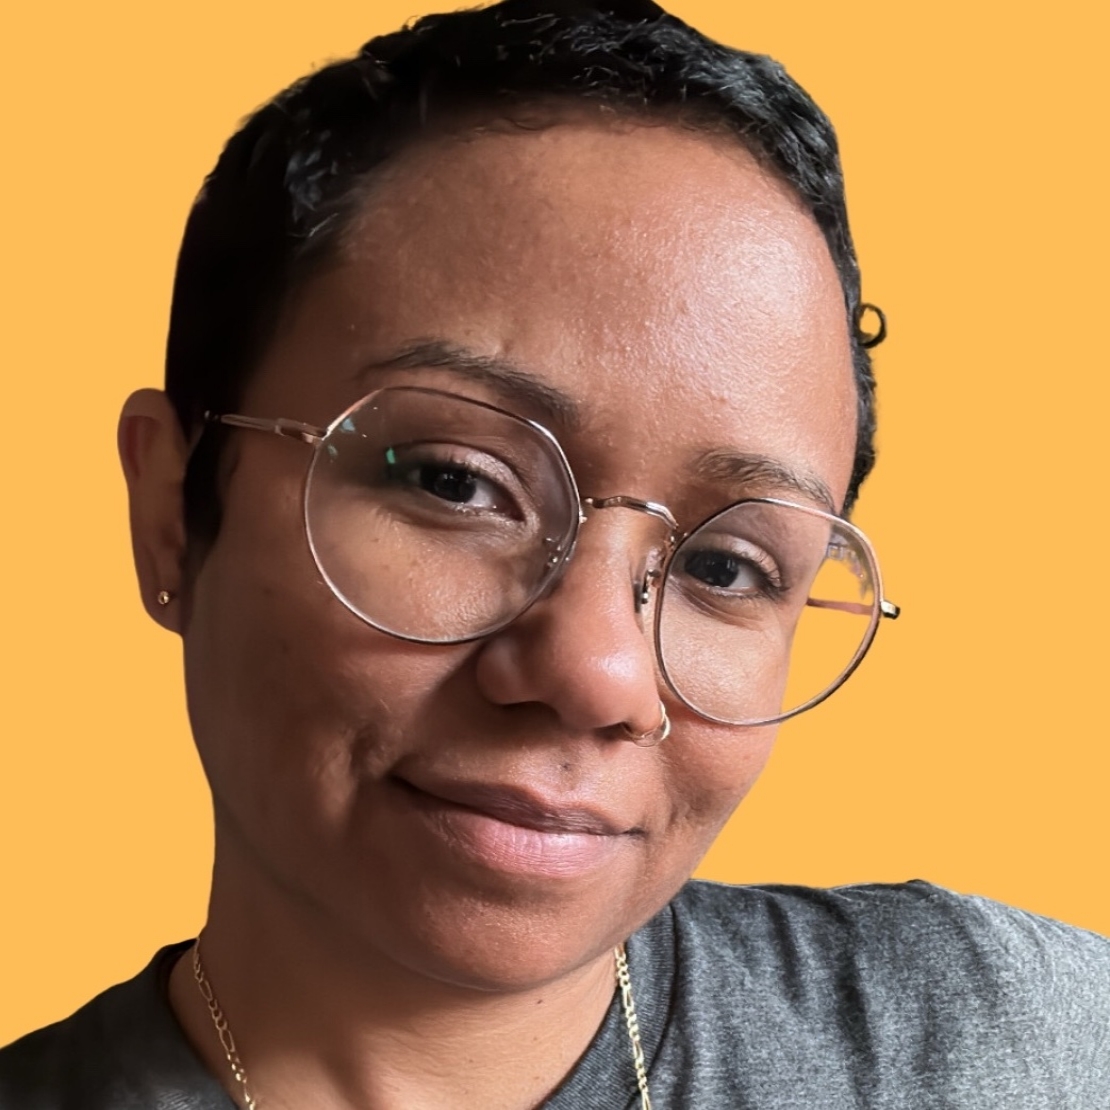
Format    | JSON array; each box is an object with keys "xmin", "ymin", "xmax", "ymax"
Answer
[{"xmin": 391, "ymin": 775, "xmax": 640, "ymax": 879}]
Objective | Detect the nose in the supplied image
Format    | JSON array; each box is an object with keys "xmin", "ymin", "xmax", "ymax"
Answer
[{"xmin": 473, "ymin": 513, "xmax": 666, "ymax": 740}]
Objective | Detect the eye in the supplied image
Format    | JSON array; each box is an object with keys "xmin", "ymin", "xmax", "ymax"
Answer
[
  {"xmin": 680, "ymin": 549, "xmax": 768, "ymax": 592},
  {"xmin": 406, "ymin": 460, "xmax": 498, "ymax": 509},
  {"xmin": 384, "ymin": 445, "xmax": 525, "ymax": 519},
  {"xmin": 673, "ymin": 537, "xmax": 786, "ymax": 602}
]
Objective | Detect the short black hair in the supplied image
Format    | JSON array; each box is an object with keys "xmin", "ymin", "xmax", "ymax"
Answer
[{"xmin": 169, "ymin": 0, "xmax": 884, "ymax": 548}]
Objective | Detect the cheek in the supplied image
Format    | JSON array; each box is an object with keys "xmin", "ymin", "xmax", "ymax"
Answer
[
  {"xmin": 180, "ymin": 481, "xmax": 453, "ymax": 840},
  {"xmin": 658, "ymin": 723, "xmax": 779, "ymax": 858}
]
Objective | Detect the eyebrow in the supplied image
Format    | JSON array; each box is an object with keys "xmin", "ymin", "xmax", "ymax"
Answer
[
  {"xmin": 693, "ymin": 448, "xmax": 838, "ymax": 514},
  {"xmin": 360, "ymin": 339, "xmax": 583, "ymax": 431}
]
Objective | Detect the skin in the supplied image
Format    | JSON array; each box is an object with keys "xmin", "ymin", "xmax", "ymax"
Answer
[{"xmin": 119, "ymin": 115, "xmax": 857, "ymax": 1109}]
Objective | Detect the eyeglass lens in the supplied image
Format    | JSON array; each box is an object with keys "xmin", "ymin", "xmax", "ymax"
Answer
[
  {"xmin": 657, "ymin": 501, "xmax": 878, "ymax": 724},
  {"xmin": 304, "ymin": 388, "xmax": 881, "ymax": 726}
]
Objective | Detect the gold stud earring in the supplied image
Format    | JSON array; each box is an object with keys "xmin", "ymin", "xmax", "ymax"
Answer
[{"xmin": 156, "ymin": 590, "xmax": 174, "ymax": 607}]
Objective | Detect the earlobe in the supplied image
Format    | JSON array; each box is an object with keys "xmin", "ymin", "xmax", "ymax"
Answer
[{"xmin": 118, "ymin": 389, "xmax": 190, "ymax": 633}]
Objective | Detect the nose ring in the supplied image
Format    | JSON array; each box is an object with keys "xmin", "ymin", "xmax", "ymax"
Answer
[{"xmin": 622, "ymin": 702, "xmax": 671, "ymax": 746}]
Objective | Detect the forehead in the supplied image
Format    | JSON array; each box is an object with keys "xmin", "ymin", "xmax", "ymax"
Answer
[{"xmin": 254, "ymin": 116, "xmax": 857, "ymax": 506}]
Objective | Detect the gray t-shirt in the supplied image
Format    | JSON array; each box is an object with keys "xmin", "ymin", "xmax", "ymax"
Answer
[{"xmin": 2, "ymin": 880, "xmax": 1108, "ymax": 1108}]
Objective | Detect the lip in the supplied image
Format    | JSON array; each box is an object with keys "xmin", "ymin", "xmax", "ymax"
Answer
[
  {"xmin": 393, "ymin": 775, "xmax": 637, "ymax": 879},
  {"xmin": 400, "ymin": 775, "xmax": 630, "ymax": 835}
]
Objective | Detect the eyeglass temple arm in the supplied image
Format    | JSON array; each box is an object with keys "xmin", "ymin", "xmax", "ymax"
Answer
[
  {"xmin": 806, "ymin": 597, "xmax": 901, "ymax": 619},
  {"xmin": 207, "ymin": 412, "xmax": 326, "ymax": 447}
]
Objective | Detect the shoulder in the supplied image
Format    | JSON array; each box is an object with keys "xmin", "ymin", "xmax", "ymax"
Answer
[
  {"xmin": 0, "ymin": 943, "xmax": 228, "ymax": 1110},
  {"xmin": 657, "ymin": 880, "xmax": 1110, "ymax": 1104},
  {"xmin": 672, "ymin": 877, "xmax": 1110, "ymax": 974}
]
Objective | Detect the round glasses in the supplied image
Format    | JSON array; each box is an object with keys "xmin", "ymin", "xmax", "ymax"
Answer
[{"xmin": 212, "ymin": 386, "xmax": 899, "ymax": 726}]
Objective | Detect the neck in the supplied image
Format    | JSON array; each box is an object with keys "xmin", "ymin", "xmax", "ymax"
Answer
[{"xmin": 169, "ymin": 850, "xmax": 621, "ymax": 1110}]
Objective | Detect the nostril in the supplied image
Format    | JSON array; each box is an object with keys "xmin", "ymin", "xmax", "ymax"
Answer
[{"xmin": 620, "ymin": 703, "xmax": 671, "ymax": 746}]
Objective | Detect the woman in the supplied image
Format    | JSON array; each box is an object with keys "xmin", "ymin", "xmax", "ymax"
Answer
[{"xmin": 2, "ymin": 0, "xmax": 1107, "ymax": 1106}]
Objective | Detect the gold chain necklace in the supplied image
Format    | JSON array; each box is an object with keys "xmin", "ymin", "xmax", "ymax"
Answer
[
  {"xmin": 192, "ymin": 940, "xmax": 260, "ymax": 1110},
  {"xmin": 193, "ymin": 938, "xmax": 653, "ymax": 1110}
]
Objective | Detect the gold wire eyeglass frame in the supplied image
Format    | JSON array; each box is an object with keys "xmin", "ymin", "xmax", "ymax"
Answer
[{"xmin": 207, "ymin": 386, "xmax": 900, "ymax": 727}]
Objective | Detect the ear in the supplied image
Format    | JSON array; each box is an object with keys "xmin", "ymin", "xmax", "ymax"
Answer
[{"xmin": 118, "ymin": 389, "xmax": 191, "ymax": 633}]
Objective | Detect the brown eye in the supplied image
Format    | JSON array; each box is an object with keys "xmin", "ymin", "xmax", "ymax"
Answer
[
  {"xmin": 675, "ymin": 540, "xmax": 783, "ymax": 599},
  {"xmin": 382, "ymin": 445, "xmax": 525, "ymax": 520},
  {"xmin": 415, "ymin": 464, "xmax": 481, "ymax": 505},
  {"xmin": 680, "ymin": 549, "xmax": 762, "ymax": 591}
]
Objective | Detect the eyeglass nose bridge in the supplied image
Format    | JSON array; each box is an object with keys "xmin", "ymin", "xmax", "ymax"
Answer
[{"xmin": 579, "ymin": 495, "xmax": 682, "ymax": 612}]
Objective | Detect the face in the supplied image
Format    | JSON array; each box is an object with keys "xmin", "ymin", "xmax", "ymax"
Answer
[{"xmin": 179, "ymin": 116, "xmax": 857, "ymax": 990}]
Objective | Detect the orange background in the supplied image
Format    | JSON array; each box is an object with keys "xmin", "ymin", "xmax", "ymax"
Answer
[{"xmin": 2, "ymin": 0, "xmax": 1107, "ymax": 1045}]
